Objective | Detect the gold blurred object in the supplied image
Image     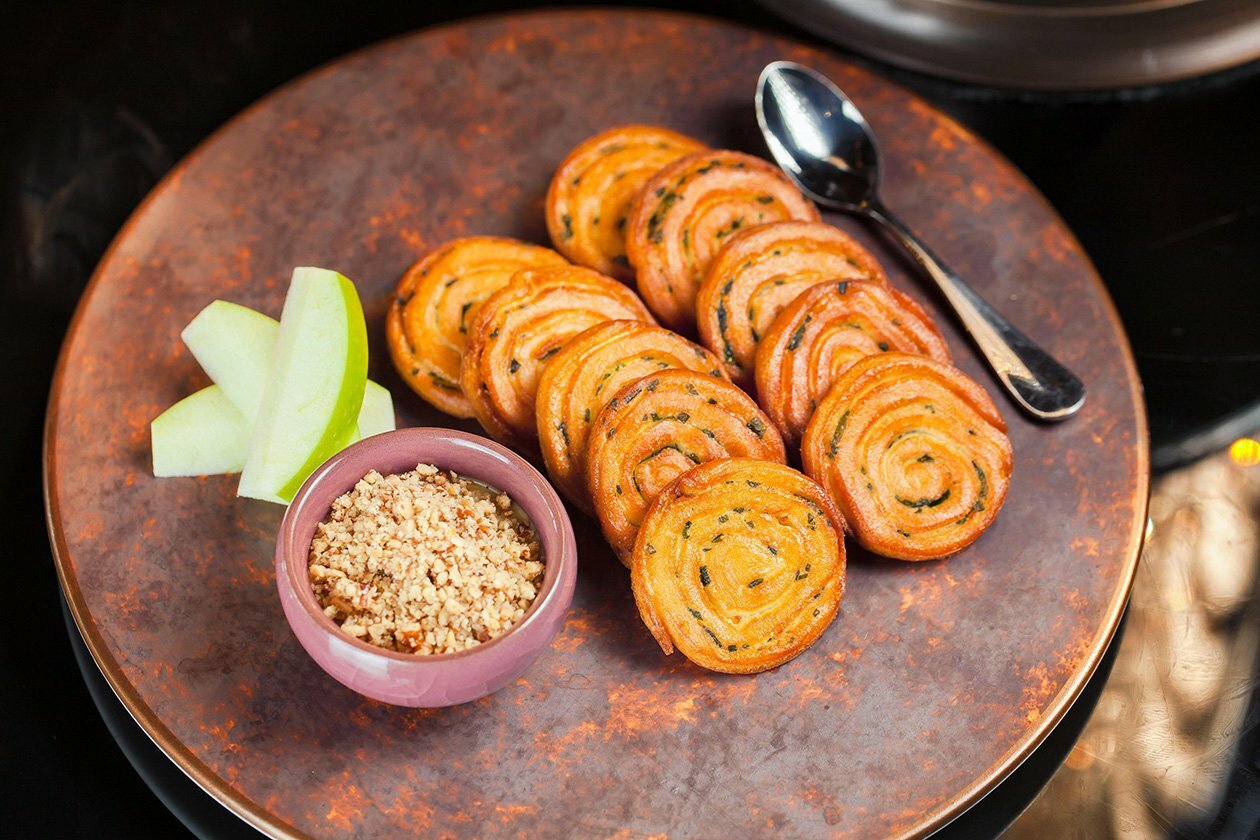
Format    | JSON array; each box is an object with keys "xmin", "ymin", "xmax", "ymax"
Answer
[
  {"xmin": 1229, "ymin": 437, "xmax": 1260, "ymax": 467},
  {"xmin": 1005, "ymin": 441, "xmax": 1260, "ymax": 838}
]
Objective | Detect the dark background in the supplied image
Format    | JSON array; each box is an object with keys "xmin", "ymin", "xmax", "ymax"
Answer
[{"xmin": 5, "ymin": 1, "xmax": 1258, "ymax": 836}]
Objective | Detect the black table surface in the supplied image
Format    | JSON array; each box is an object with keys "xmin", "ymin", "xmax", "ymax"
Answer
[{"xmin": 5, "ymin": 1, "xmax": 1258, "ymax": 837}]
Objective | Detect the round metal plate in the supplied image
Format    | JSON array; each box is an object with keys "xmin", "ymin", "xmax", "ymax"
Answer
[{"xmin": 45, "ymin": 9, "xmax": 1148, "ymax": 838}]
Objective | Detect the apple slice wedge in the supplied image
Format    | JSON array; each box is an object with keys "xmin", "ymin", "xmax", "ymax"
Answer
[
  {"xmin": 151, "ymin": 386, "xmax": 250, "ymax": 477},
  {"xmin": 181, "ymin": 298, "xmax": 394, "ymax": 437},
  {"xmin": 149, "ymin": 378, "xmax": 394, "ymax": 478},
  {"xmin": 181, "ymin": 300, "xmax": 279, "ymax": 417},
  {"xmin": 238, "ymin": 267, "xmax": 368, "ymax": 504},
  {"xmin": 356, "ymin": 380, "xmax": 396, "ymax": 440}
]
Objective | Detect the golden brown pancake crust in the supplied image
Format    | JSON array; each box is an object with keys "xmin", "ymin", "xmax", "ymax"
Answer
[
  {"xmin": 801, "ymin": 353, "xmax": 1012, "ymax": 561},
  {"xmin": 630, "ymin": 458, "xmax": 846, "ymax": 674}
]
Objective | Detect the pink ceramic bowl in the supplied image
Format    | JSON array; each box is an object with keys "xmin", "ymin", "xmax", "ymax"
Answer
[{"xmin": 275, "ymin": 427, "xmax": 577, "ymax": 707}]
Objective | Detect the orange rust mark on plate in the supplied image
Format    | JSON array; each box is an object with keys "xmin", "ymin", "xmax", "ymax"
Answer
[
  {"xmin": 1039, "ymin": 224, "xmax": 1075, "ymax": 263},
  {"xmin": 549, "ymin": 608, "xmax": 597, "ymax": 652},
  {"xmin": 605, "ymin": 682, "xmax": 698, "ymax": 739},
  {"xmin": 231, "ymin": 245, "xmax": 253, "ymax": 284},
  {"xmin": 896, "ymin": 572, "xmax": 955, "ymax": 620},
  {"xmin": 493, "ymin": 803, "xmax": 539, "ymax": 823},
  {"xmin": 928, "ymin": 124, "xmax": 958, "ymax": 151},
  {"xmin": 800, "ymin": 784, "xmax": 845, "ymax": 826},
  {"xmin": 1063, "ymin": 588, "xmax": 1089, "ymax": 612},
  {"xmin": 489, "ymin": 34, "xmax": 519, "ymax": 52},
  {"xmin": 1070, "ymin": 536, "xmax": 1101, "ymax": 558},
  {"xmin": 532, "ymin": 718, "xmax": 600, "ymax": 762},
  {"xmin": 125, "ymin": 402, "xmax": 155, "ymax": 437},
  {"xmin": 1018, "ymin": 660, "xmax": 1057, "ymax": 724},
  {"xmin": 281, "ymin": 118, "xmax": 322, "ymax": 139},
  {"xmin": 74, "ymin": 512, "xmax": 106, "ymax": 543},
  {"xmin": 398, "ymin": 228, "xmax": 427, "ymax": 251},
  {"xmin": 321, "ymin": 775, "xmax": 371, "ymax": 831},
  {"xmin": 786, "ymin": 678, "xmax": 828, "ymax": 708}
]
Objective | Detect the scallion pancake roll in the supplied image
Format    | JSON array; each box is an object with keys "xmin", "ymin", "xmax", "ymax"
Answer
[
  {"xmin": 631, "ymin": 458, "xmax": 846, "ymax": 674},
  {"xmin": 461, "ymin": 265, "xmax": 655, "ymax": 449},
  {"xmin": 535, "ymin": 321, "xmax": 729, "ymax": 513},
  {"xmin": 756, "ymin": 279, "xmax": 951, "ymax": 447},
  {"xmin": 695, "ymin": 220, "xmax": 887, "ymax": 387},
  {"xmin": 386, "ymin": 236, "xmax": 567, "ymax": 418},
  {"xmin": 801, "ymin": 353, "xmax": 1012, "ymax": 561},
  {"xmin": 587, "ymin": 369, "xmax": 786, "ymax": 564},
  {"xmin": 546, "ymin": 125, "xmax": 706, "ymax": 281},
  {"xmin": 626, "ymin": 150, "xmax": 819, "ymax": 333}
]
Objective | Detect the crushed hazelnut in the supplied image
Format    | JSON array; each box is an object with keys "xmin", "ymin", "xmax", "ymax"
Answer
[{"xmin": 309, "ymin": 465, "xmax": 543, "ymax": 654}]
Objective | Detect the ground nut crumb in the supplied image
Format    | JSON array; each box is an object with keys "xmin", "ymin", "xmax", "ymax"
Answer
[{"xmin": 309, "ymin": 465, "xmax": 543, "ymax": 655}]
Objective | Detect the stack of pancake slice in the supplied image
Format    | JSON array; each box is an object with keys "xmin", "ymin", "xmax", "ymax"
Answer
[{"xmin": 386, "ymin": 125, "xmax": 1013, "ymax": 674}]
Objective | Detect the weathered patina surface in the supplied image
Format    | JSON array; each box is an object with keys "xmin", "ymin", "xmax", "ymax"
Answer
[{"xmin": 45, "ymin": 10, "xmax": 1147, "ymax": 838}]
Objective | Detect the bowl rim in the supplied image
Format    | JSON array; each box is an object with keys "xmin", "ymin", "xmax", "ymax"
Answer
[{"xmin": 277, "ymin": 426, "xmax": 575, "ymax": 664}]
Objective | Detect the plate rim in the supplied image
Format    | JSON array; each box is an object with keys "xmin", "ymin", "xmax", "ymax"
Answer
[{"xmin": 41, "ymin": 8, "xmax": 1150, "ymax": 839}]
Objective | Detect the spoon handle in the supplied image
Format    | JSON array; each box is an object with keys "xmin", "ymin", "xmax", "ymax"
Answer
[{"xmin": 862, "ymin": 201, "xmax": 1085, "ymax": 421}]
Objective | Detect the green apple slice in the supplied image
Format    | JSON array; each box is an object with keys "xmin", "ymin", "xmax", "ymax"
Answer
[
  {"xmin": 150, "ymin": 380, "xmax": 395, "ymax": 478},
  {"xmin": 181, "ymin": 300, "xmax": 279, "ymax": 418},
  {"xmin": 356, "ymin": 380, "xmax": 396, "ymax": 440},
  {"xmin": 238, "ymin": 267, "xmax": 368, "ymax": 504},
  {"xmin": 182, "ymin": 299, "xmax": 394, "ymax": 439},
  {"xmin": 151, "ymin": 386, "xmax": 250, "ymax": 477}
]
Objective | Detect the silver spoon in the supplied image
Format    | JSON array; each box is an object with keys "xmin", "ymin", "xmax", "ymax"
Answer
[{"xmin": 756, "ymin": 61, "xmax": 1085, "ymax": 421}]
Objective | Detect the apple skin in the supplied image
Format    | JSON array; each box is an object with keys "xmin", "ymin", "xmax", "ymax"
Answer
[
  {"xmin": 238, "ymin": 267, "xmax": 368, "ymax": 504},
  {"xmin": 181, "ymin": 297, "xmax": 392, "ymax": 439},
  {"xmin": 154, "ymin": 279, "xmax": 396, "ymax": 491},
  {"xmin": 182, "ymin": 295, "xmax": 393, "ymax": 440},
  {"xmin": 150, "ymin": 378, "xmax": 395, "ymax": 478}
]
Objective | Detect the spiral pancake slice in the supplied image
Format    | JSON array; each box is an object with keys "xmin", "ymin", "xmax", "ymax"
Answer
[
  {"xmin": 588, "ymin": 369, "xmax": 786, "ymax": 563},
  {"xmin": 626, "ymin": 150, "xmax": 820, "ymax": 332},
  {"xmin": 631, "ymin": 458, "xmax": 846, "ymax": 674},
  {"xmin": 756, "ymin": 280, "xmax": 951, "ymax": 447},
  {"xmin": 386, "ymin": 237, "xmax": 568, "ymax": 417},
  {"xmin": 535, "ymin": 321, "xmax": 729, "ymax": 513},
  {"xmin": 546, "ymin": 125, "xmax": 707, "ymax": 281},
  {"xmin": 696, "ymin": 220, "xmax": 888, "ymax": 387},
  {"xmin": 461, "ymin": 265, "xmax": 655, "ymax": 448},
  {"xmin": 801, "ymin": 353, "xmax": 1012, "ymax": 561}
]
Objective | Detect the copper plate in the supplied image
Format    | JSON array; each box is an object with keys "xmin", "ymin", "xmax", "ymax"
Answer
[{"xmin": 43, "ymin": 10, "xmax": 1148, "ymax": 839}]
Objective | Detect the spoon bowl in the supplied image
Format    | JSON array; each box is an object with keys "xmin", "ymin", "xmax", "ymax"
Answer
[
  {"xmin": 756, "ymin": 61, "xmax": 1086, "ymax": 421},
  {"xmin": 757, "ymin": 61, "xmax": 880, "ymax": 209}
]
